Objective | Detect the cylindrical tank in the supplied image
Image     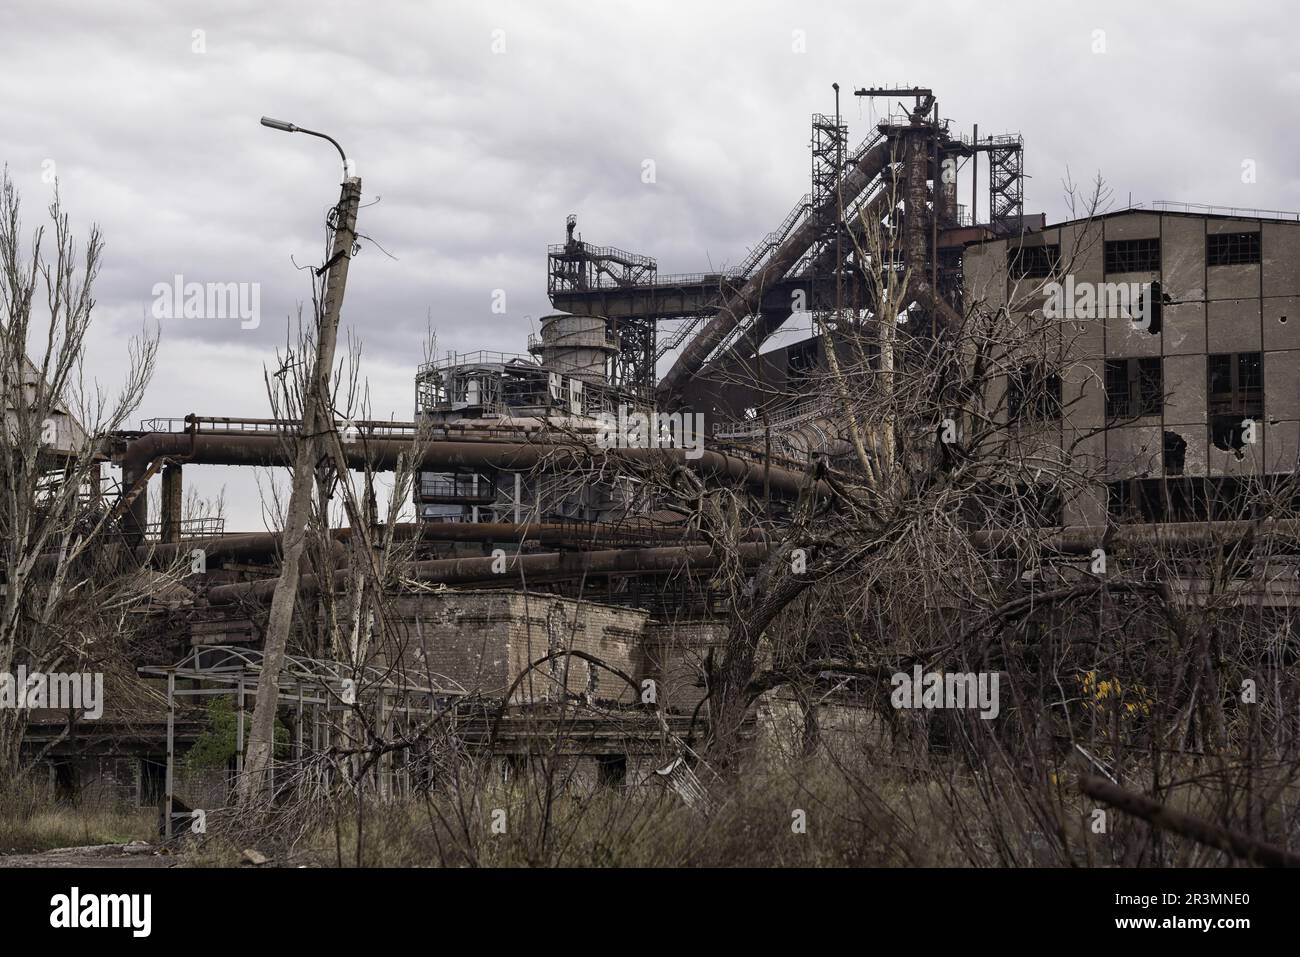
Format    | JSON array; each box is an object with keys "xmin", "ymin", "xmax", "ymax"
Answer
[{"xmin": 531, "ymin": 312, "xmax": 616, "ymax": 385}]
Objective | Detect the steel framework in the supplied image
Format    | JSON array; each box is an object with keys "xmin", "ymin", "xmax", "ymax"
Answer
[
  {"xmin": 547, "ymin": 215, "xmax": 659, "ymax": 396},
  {"xmin": 987, "ymin": 133, "xmax": 1025, "ymax": 236},
  {"xmin": 139, "ymin": 645, "xmax": 466, "ymax": 837},
  {"xmin": 809, "ymin": 110, "xmax": 849, "ymax": 322}
]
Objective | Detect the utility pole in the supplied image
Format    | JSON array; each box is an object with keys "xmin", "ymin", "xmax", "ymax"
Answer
[
  {"xmin": 241, "ymin": 119, "xmax": 360, "ymax": 801},
  {"xmin": 833, "ymin": 82, "xmax": 843, "ymax": 330}
]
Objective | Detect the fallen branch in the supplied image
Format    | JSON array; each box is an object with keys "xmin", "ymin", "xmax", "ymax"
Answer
[{"xmin": 1080, "ymin": 775, "xmax": 1300, "ymax": 868}]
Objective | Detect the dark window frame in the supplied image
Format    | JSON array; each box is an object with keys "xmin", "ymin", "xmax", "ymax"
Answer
[
  {"xmin": 1104, "ymin": 357, "xmax": 1164, "ymax": 419},
  {"xmin": 1207, "ymin": 231, "xmax": 1261, "ymax": 267},
  {"xmin": 1207, "ymin": 351, "xmax": 1264, "ymax": 419},
  {"xmin": 1008, "ymin": 243, "xmax": 1061, "ymax": 280},
  {"xmin": 1007, "ymin": 362, "xmax": 1063, "ymax": 422},
  {"xmin": 1104, "ymin": 237, "xmax": 1161, "ymax": 274},
  {"xmin": 1207, "ymin": 351, "xmax": 1264, "ymax": 453},
  {"xmin": 1108, "ymin": 475, "xmax": 1297, "ymax": 524}
]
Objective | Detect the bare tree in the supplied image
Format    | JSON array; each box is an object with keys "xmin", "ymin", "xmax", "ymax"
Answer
[{"xmin": 0, "ymin": 169, "xmax": 161, "ymax": 778}]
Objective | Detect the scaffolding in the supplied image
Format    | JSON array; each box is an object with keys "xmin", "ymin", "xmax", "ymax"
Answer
[
  {"xmin": 139, "ymin": 645, "xmax": 466, "ymax": 838},
  {"xmin": 987, "ymin": 133, "xmax": 1025, "ymax": 236},
  {"xmin": 546, "ymin": 215, "xmax": 660, "ymax": 396},
  {"xmin": 809, "ymin": 110, "xmax": 849, "ymax": 324}
]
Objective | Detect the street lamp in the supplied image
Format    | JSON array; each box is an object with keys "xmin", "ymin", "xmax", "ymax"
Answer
[
  {"xmin": 260, "ymin": 116, "xmax": 349, "ymax": 175},
  {"xmin": 242, "ymin": 116, "xmax": 360, "ymax": 802}
]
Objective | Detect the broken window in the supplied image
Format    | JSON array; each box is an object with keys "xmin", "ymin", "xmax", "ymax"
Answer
[
  {"xmin": 1108, "ymin": 477, "xmax": 1255, "ymax": 523},
  {"xmin": 139, "ymin": 757, "xmax": 165, "ymax": 806},
  {"xmin": 1163, "ymin": 430, "xmax": 1186, "ymax": 475},
  {"xmin": 1007, "ymin": 362, "xmax": 1062, "ymax": 421},
  {"xmin": 1104, "ymin": 357, "xmax": 1163, "ymax": 418},
  {"xmin": 1131, "ymin": 280, "xmax": 1163, "ymax": 335},
  {"xmin": 596, "ymin": 754, "xmax": 627, "ymax": 787},
  {"xmin": 1207, "ymin": 351, "xmax": 1263, "ymax": 452},
  {"xmin": 1207, "ymin": 231, "xmax": 1261, "ymax": 267},
  {"xmin": 1008, "ymin": 243, "xmax": 1060, "ymax": 279},
  {"xmin": 545, "ymin": 602, "xmax": 569, "ymax": 694},
  {"xmin": 1104, "ymin": 237, "xmax": 1161, "ymax": 274}
]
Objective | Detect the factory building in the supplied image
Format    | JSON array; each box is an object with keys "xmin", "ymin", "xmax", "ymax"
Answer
[
  {"xmin": 964, "ymin": 205, "xmax": 1300, "ymax": 526},
  {"xmin": 413, "ymin": 312, "xmax": 645, "ymax": 525}
]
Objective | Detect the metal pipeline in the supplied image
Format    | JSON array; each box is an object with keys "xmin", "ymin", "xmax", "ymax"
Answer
[
  {"xmin": 706, "ymin": 185, "xmax": 897, "ymax": 376},
  {"xmin": 205, "ymin": 541, "xmax": 771, "ymax": 605},
  {"xmin": 152, "ymin": 518, "xmax": 1300, "ymax": 606},
  {"xmin": 143, "ymin": 519, "xmax": 708, "ymax": 563},
  {"xmin": 25, "ymin": 519, "xmax": 750, "ymax": 576},
  {"xmin": 136, "ymin": 517, "xmax": 1300, "ymax": 568},
  {"xmin": 972, "ymin": 520, "xmax": 1300, "ymax": 556},
  {"xmin": 114, "ymin": 432, "xmax": 829, "ymax": 541},
  {"xmin": 657, "ymin": 137, "xmax": 895, "ymax": 400}
]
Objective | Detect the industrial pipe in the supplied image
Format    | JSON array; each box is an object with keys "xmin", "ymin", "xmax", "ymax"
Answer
[
  {"xmin": 658, "ymin": 137, "xmax": 895, "ymax": 400},
  {"xmin": 707, "ymin": 186, "xmax": 897, "ymax": 375},
  {"xmin": 205, "ymin": 541, "xmax": 772, "ymax": 605},
  {"xmin": 114, "ymin": 433, "xmax": 829, "ymax": 501},
  {"xmin": 141, "ymin": 519, "xmax": 711, "ymax": 565}
]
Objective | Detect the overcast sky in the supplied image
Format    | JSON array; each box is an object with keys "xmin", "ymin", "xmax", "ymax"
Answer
[{"xmin": 3, "ymin": 0, "xmax": 1297, "ymax": 529}]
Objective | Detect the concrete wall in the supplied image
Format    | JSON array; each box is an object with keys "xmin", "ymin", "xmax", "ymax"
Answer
[
  {"xmin": 966, "ymin": 210, "xmax": 1300, "ymax": 524},
  {"xmin": 643, "ymin": 620, "xmax": 725, "ymax": 715},
  {"xmin": 388, "ymin": 591, "xmax": 649, "ymax": 704},
  {"xmin": 385, "ymin": 590, "xmax": 723, "ymax": 714}
]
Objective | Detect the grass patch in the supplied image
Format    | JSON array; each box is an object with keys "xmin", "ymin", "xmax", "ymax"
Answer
[{"xmin": 0, "ymin": 785, "xmax": 154, "ymax": 854}]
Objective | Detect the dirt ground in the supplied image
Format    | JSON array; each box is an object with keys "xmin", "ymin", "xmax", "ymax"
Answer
[{"xmin": 0, "ymin": 842, "xmax": 179, "ymax": 868}]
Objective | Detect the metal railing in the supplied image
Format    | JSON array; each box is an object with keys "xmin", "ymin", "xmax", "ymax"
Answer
[
  {"xmin": 640, "ymin": 270, "xmax": 746, "ymax": 289},
  {"xmin": 143, "ymin": 516, "xmax": 226, "ymax": 540},
  {"xmin": 526, "ymin": 330, "xmax": 619, "ymax": 354},
  {"xmin": 139, "ymin": 416, "xmax": 418, "ymax": 438},
  {"xmin": 714, "ymin": 399, "xmax": 827, "ymax": 440},
  {"xmin": 1151, "ymin": 200, "xmax": 1300, "ymax": 222},
  {"xmin": 418, "ymin": 477, "xmax": 497, "ymax": 501},
  {"xmin": 547, "ymin": 242, "xmax": 657, "ymax": 269},
  {"xmin": 418, "ymin": 351, "xmax": 537, "ymax": 375},
  {"xmin": 735, "ymin": 192, "xmax": 813, "ymax": 278},
  {"xmin": 557, "ymin": 129, "xmax": 890, "ymax": 305},
  {"xmin": 681, "ymin": 145, "xmax": 884, "ymax": 367},
  {"xmin": 851, "ymin": 128, "xmax": 887, "ymax": 162}
]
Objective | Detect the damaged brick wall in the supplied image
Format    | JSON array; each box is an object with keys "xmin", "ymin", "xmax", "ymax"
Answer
[{"xmin": 388, "ymin": 591, "xmax": 649, "ymax": 704}]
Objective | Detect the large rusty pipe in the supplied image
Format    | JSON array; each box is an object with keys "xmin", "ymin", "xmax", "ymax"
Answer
[
  {"xmin": 708, "ymin": 185, "xmax": 896, "ymax": 375},
  {"xmin": 152, "ymin": 517, "xmax": 1300, "ymax": 568},
  {"xmin": 115, "ymin": 433, "xmax": 829, "ymax": 499},
  {"xmin": 142, "ymin": 519, "xmax": 708, "ymax": 564},
  {"xmin": 205, "ymin": 541, "xmax": 771, "ymax": 605},
  {"xmin": 29, "ymin": 520, "xmax": 712, "ymax": 575},
  {"xmin": 973, "ymin": 520, "xmax": 1300, "ymax": 556},
  {"xmin": 658, "ymin": 137, "xmax": 895, "ymax": 401}
]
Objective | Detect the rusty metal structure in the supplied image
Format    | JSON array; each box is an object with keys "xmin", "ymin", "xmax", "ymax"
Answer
[
  {"xmin": 18, "ymin": 83, "xmax": 1054, "ymax": 798},
  {"xmin": 90, "ymin": 82, "xmax": 1030, "ymax": 631},
  {"xmin": 20, "ymin": 75, "xmax": 1300, "ymax": 823},
  {"xmin": 546, "ymin": 86, "xmax": 1026, "ymax": 432}
]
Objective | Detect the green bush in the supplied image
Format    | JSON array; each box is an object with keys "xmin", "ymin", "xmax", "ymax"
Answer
[{"xmin": 184, "ymin": 696, "xmax": 289, "ymax": 772}]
